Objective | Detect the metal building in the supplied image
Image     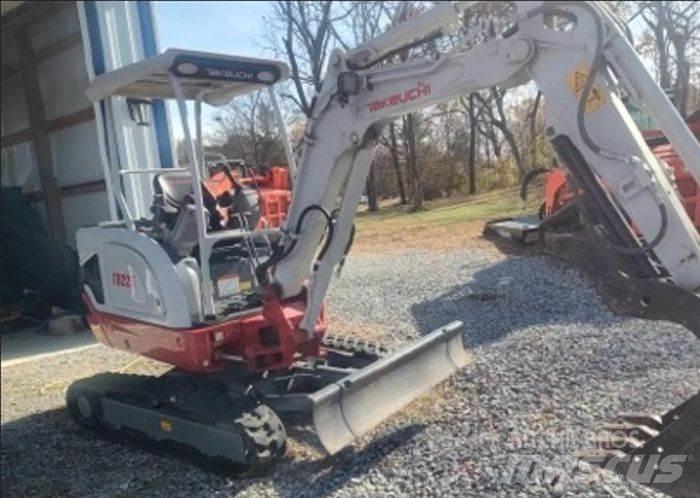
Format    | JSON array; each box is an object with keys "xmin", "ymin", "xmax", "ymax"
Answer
[{"xmin": 1, "ymin": 0, "xmax": 174, "ymax": 245}]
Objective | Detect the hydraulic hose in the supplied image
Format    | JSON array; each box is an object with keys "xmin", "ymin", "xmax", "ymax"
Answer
[
  {"xmin": 254, "ymin": 204, "xmax": 334, "ymax": 287},
  {"xmin": 520, "ymin": 168, "xmax": 551, "ymax": 202},
  {"xmin": 526, "ymin": 2, "xmax": 668, "ymax": 255}
]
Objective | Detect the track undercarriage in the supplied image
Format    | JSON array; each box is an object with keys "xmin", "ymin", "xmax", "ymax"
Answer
[{"xmin": 66, "ymin": 323, "xmax": 468, "ymax": 474}]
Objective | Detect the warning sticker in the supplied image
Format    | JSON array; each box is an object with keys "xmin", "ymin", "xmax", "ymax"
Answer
[
  {"xmin": 566, "ymin": 62, "xmax": 606, "ymax": 114},
  {"xmin": 217, "ymin": 274, "xmax": 240, "ymax": 297}
]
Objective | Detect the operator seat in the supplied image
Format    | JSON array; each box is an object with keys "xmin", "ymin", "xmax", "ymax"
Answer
[
  {"xmin": 152, "ymin": 171, "xmax": 200, "ymax": 258},
  {"xmin": 154, "ymin": 171, "xmax": 195, "ymax": 211}
]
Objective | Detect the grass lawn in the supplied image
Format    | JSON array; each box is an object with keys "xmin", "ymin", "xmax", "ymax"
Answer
[{"xmin": 353, "ymin": 187, "xmax": 541, "ymax": 252}]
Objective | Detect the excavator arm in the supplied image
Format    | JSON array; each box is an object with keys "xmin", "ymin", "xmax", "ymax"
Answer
[{"xmin": 267, "ymin": 1, "xmax": 700, "ymax": 333}]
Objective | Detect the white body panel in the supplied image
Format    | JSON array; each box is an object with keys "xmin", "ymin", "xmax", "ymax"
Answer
[{"xmin": 77, "ymin": 226, "xmax": 198, "ymax": 328}]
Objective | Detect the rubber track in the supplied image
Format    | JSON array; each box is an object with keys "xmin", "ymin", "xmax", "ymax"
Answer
[{"xmin": 66, "ymin": 372, "xmax": 286, "ymax": 476}]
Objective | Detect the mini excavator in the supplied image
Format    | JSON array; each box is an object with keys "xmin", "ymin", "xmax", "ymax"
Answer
[{"xmin": 69, "ymin": 1, "xmax": 699, "ymax": 484}]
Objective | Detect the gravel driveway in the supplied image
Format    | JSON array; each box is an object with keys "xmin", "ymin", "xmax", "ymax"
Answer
[{"xmin": 2, "ymin": 248, "xmax": 698, "ymax": 497}]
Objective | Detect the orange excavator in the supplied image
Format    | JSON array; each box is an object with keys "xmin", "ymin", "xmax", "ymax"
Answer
[
  {"xmin": 204, "ymin": 159, "xmax": 291, "ymax": 230},
  {"xmin": 539, "ymin": 111, "xmax": 700, "ymax": 229},
  {"xmin": 486, "ymin": 112, "xmax": 700, "ymax": 245}
]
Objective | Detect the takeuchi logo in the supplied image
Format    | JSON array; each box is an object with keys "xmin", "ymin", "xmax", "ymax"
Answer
[{"xmin": 366, "ymin": 82, "xmax": 431, "ymax": 112}]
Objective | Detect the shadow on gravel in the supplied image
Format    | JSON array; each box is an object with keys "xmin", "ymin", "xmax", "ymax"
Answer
[
  {"xmin": 410, "ymin": 256, "xmax": 617, "ymax": 348},
  {"xmin": 3, "ymin": 407, "xmax": 234, "ymax": 497},
  {"xmin": 1, "ymin": 408, "xmax": 87, "ymax": 498},
  {"xmin": 1, "ymin": 405, "xmax": 426, "ymax": 498}
]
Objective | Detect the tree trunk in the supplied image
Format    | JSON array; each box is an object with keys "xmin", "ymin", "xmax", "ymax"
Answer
[
  {"xmin": 485, "ymin": 139, "xmax": 492, "ymax": 168},
  {"xmin": 468, "ymin": 93, "xmax": 477, "ymax": 194},
  {"xmin": 501, "ymin": 128, "xmax": 525, "ymax": 178},
  {"xmin": 366, "ymin": 161, "xmax": 379, "ymax": 212},
  {"xmin": 389, "ymin": 121, "xmax": 408, "ymax": 204},
  {"xmin": 404, "ymin": 113, "xmax": 423, "ymax": 212},
  {"xmin": 529, "ymin": 91, "xmax": 542, "ymax": 168},
  {"xmin": 671, "ymin": 36, "xmax": 690, "ymax": 117},
  {"xmin": 654, "ymin": 3, "xmax": 672, "ymax": 91},
  {"xmin": 491, "ymin": 127, "xmax": 502, "ymax": 159}
]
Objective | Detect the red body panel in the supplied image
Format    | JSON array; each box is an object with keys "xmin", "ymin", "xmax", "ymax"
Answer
[{"xmin": 84, "ymin": 293, "xmax": 327, "ymax": 373}]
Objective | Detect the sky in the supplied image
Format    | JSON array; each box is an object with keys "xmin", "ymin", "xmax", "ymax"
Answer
[
  {"xmin": 152, "ymin": 1, "xmax": 657, "ymax": 143},
  {"xmin": 153, "ymin": 1, "xmax": 275, "ymax": 141},
  {"xmin": 153, "ymin": 1, "xmax": 271, "ymax": 58}
]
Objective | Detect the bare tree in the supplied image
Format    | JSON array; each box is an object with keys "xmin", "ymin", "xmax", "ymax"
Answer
[
  {"xmin": 468, "ymin": 94, "xmax": 477, "ymax": 194},
  {"xmin": 632, "ymin": 1, "xmax": 700, "ymax": 116},
  {"xmin": 474, "ymin": 88, "xmax": 526, "ymax": 177},
  {"xmin": 215, "ymin": 92, "xmax": 286, "ymax": 167},
  {"xmin": 265, "ymin": 1, "xmax": 354, "ymax": 117},
  {"xmin": 637, "ymin": 2, "xmax": 673, "ymax": 90},
  {"xmin": 381, "ymin": 121, "xmax": 408, "ymax": 204},
  {"xmin": 394, "ymin": 1, "xmax": 426, "ymax": 211},
  {"xmin": 342, "ymin": 1, "xmax": 392, "ymax": 212},
  {"xmin": 528, "ymin": 91, "xmax": 543, "ymax": 168},
  {"xmin": 402, "ymin": 112, "xmax": 423, "ymax": 211},
  {"xmin": 665, "ymin": 2, "xmax": 700, "ymax": 116}
]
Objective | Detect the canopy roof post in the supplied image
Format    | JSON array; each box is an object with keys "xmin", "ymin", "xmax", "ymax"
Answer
[{"xmin": 268, "ymin": 86, "xmax": 296, "ymax": 186}]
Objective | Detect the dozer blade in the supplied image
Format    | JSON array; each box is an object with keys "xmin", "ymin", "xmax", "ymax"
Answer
[{"xmin": 310, "ymin": 321, "xmax": 469, "ymax": 455}]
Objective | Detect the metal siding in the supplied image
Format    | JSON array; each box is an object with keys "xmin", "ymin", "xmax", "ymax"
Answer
[
  {"xmin": 60, "ymin": 190, "xmax": 111, "ymax": 239},
  {"xmin": 90, "ymin": 0, "xmax": 164, "ymax": 219},
  {"xmin": 27, "ymin": 4, "xmax": 80, "ymax": 53},
  {"xmin": 36, "ymin": 44, "xmax": 92, "ymax": 121},
  {"xmin": 80, "ymin": 0, "xmax": 118, "ymax": 220},
  {"xmin": 136, "ymin": 1, "xmax": 175, "ymax": 168},
  {"xmin": 28, "ymin": 3, "xmax": 103, "ymax": 244},
  {"xmin": 0, "ymin": 142, "xmax": 40, "ymax": 191},
  {"xmin": 49, "ymin": 120, "xmax": 103, "ymax": 187},
  {"xmin": 0, "ymin": 73, "xmax": 30, "ymax": 134},
  {"xmin": 83, "ymin": 1, "xmax": 106, "ymax": 76},
  {"xmin": 1, "ymin": 1, "xmax": 163, "ymax": 244}
]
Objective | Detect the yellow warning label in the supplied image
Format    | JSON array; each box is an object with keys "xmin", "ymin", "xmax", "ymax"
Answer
[
  {"xmin": 159, "ymin": 420, "xmax": 173, "ymax": 432},
  {"xmin": 566, "ymin": 62, "xmax": 606, "ymax": 114}
]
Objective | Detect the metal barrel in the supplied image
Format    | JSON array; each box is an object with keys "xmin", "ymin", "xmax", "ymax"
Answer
[{"xmin": 310, "ymin": 321, "xmax": 469, "ymax": 455}]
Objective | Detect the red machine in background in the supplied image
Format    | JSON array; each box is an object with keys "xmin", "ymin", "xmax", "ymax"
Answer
[
  {"xmin": 484, "ymin": 112, "xmax": 698, "ymax": 248},
  {"xmin": 540, "ymin": 168, "xmax": 576, "ymax": 219},
  {"xmin": 541, "ymin": 112, "xmax": 700, "ymax": 230},
  {"xmin": 642, "ymin": 115, "xmax": 700, "ymax": 229},
  {"xmin": 205, "ymin": 159, "xmax": 292, "ymax": 229}
]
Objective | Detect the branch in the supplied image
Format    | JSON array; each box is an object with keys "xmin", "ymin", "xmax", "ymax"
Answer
[{"xmin": 283, "ymin": 33, "xmax": 311, "ymax": 116}]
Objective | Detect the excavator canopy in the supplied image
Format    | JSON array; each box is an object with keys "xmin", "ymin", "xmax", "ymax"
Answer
[{"xmin": 85, "ymin": 48, "xmax": 290, "ymax": 105}]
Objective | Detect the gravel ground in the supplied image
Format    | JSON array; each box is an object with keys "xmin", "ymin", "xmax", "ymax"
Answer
[{"xmin": 2, "ymin": 248, "xmax": 698, "ymax": 497}]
